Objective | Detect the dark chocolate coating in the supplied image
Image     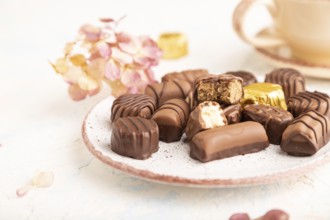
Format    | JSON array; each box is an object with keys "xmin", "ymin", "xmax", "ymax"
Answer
[
  {"xmin": 222, "ymin": 104, "xmax": 242, "ymax": 124},
  {"xmin": 194, "ymin": 74, "xmax": 244, "ymax": 105},
  {"xmin": 190, "ymin": 121, "xmax": 269, "ymax": 162},
  {"xmin": 281, "ymin": 110, "xmax": 330, "ymax": 156},
  {"xmin": 161, "ymin": 69, "xmax": 209, "ymax": 85},
  {"xmin": 185, "ymin": 101, "xmax": 227, "ymax": 140},
  {"xmin": 265, "ymin": 68, "xmax": 305, "ymax": 102},
  {"xmin": 225, "ymin": 70, "xmax": 257, "ymax": 86},
  {"xmin": 242, "ymin": 104, "xmax": 293, "ymax": 145},
  {"xmin": 111, "ymin": 94, "xmax": 156, "ymax": 122},
  {"xmin": 111, "ymin": 117, "xmax": 159, "ymax": 159},
  {"xmin": 152, "ymin": 99, "xmax": 190, "ymax": 143},
  {"xmin": 144, "ymin": 80, "xmax": 191, "ymax": 107},
  {"xmin": 287, "ymin": 91, "xmax": 330, "ymax": 119}
]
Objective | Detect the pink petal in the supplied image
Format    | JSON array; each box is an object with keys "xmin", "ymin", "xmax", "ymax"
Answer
[
  {"xmin": 99, "ymin": 18, "xmax": 114, "ymax": 23},
  {"xmin": 79, "ymin": 24, "xmax": 101, "ymax": 42},
  {"xmin": 105, "ymin": 60, "xmax": 121, "ymax": 80},
  {"xmin": 102, "ymin": 28, "xmax": 117, "ymax": 44},
  {"xmin": 68, "ymin": 84, "xmax": 88, "ymax": 101},
  {"xmin": 121, "ymin": 69, "xmax": 141, "ymax": 87},
  {"xmin": 111, "ymin": 48, "xmax": 133, "ymax": 64},
  {"xmin": 96, "ymin": 42, "xmax": 112, "ymax": 58}
]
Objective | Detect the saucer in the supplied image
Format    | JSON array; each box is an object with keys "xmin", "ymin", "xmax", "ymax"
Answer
[{"xmin": 255, "ymin": 46, "xmax": 330, "ymax": 79}]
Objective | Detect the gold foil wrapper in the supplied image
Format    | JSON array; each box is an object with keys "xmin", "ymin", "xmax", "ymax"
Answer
[
  {"xmin": 158, "ymin": 33, "xmax": 188, "ymax": 59},
  {"xmin": 241, "ymin": 83, "xmax": 287, "ymax": 110}
]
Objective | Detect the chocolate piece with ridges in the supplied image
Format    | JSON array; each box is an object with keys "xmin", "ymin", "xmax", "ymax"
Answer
[
  {"xmin": 265, "ymin": 68, "xmax": 305, "ymax": 102},
  {"xmin": 111, "ymin": 117, "xmax": 159, "ymax": 159},
  {"xmin": 161, "ymin": 69, "xmax": 209, "ymax": 85},
  {"xmin": 225, "ymin": 70, "xmax": 257, "ymax": 87},
  {"xmin": 194, "ymin": 74, "xmax": 243, "ymax": 105},
  {"xmin": 287, "ymin": 91, "xmax": 330, "ymax": 119},
  {"xmin": 190, "ymin": 121, "xmax": 269, "ymax": 162},
  {"xmin": 222, "ymin": 104, "xmax": 242, "ymax": 124},
  {"xmin": 152, "ymin": 99, "xmax": 190, "ymax": 142},
  {"xmin": 241, "ymin": 83, "xmax": 287, "ymax": 110},
  {"xmin": 144, "ymin": 80, "xmax": 191, "ymax": 107},
  {"xmin": 111, "ymin": 94, "xmax": 156, "ymax": 122},
  {"xmin": 281, "ymin": 110, "xmax": 330, "ymax": 156},
  {"xmin": 185, "ymin": 101, "xmax": 227, "ymax": 140},
  {"xmin": 243, "ymin": 104, "xmax": 293, "ymax": 144}
]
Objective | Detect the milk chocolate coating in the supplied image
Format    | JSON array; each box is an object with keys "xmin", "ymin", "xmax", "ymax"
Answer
[
  {"xmin": 190, "ymin": 121, "xmax": 269, "ymax": 162},
  {"xmin": 287, "ymin": 91, "xmax": 330, "ymax": 119},
  {"xmin": 111, "ymin": 94, "xmax": 156, "ymax": 122},
  {"xmin": 111, "ymin": 117, "xmax": 159, "ymax": 159},
  {"xmin": 152, "ymin": 99, "xmax": 190, "ymax": 143},
  {"xmin": 222, "ymin": 104, "xmax": 242, "ymax": 124},
  {"xmin": 281, "ymin": 110, "xmax": 330, "ymax": 156},
  {"xmin": 225, "ymin": 70, "xmax": 257, "ymax": 87},
  {"xmin": 194, "ymin": 74, "xmax": 243, "ymax": 105},
  {"xmin": 161, "ymin": 69, "xmax": 209, "ymax": 85},
  {"xmin": 265, "ymin": 68, "xmax": 305, "ymax": 102},
  {"xmin": 243, "ymin": 104, "xmax": 293, "ymax": 144},
  {"xmin": 145, "ymin": 80, "xmax": 191, "ymax": 107},
  {"xmin": 185, "ymin": 101, "xmax": 227, "ymax": 140}
]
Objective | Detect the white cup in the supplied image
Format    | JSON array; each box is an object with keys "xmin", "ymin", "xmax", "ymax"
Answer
[{"xmin": 233, "ymin": 0, "xmax": 330, "ymax": 65}]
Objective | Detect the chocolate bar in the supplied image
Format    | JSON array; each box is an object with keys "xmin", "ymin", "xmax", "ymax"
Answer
[
  {"xmin": 111, "ymin": 117, "xmax": 159, "ymax": 159},
  {"xmin": 222, "ymin": 104, "xmax": 242, "ymax": 124},
  {"xmin": 287, "ymin": 91, "xmax": 330, "ymax": 119},
  {"xmin": 190, "ymin": 121, "xmax": 269, "ymax": 162},
  {"xmin": 241, "ymin": 83, "xmax": 287, "ymax": 110},
  {"xmin": 152, "ymin": 99, "xmax": 190, "ymax": 142},
  {"xmin": 111, "ymin": 94, "xmax": 157, "ymax": 122},
  {"xmin": 144, "ymin": 80, "xmax": 191, "ymax": 107},
  {"xmin": 242, "ymin": 104, "xmax": 293, "ymax": 144},
  {"xmin": 265, "ymin": 68, "xmax": 305, "ymax": 102},
  {"xmin": 281, "ymin": 110, "xmax": 330, "ymax": 156},
  {"xmin": 194, "ymin": 74, "xmax": 243, "ymax": 105},
  {"xmin": 161, "ymin": 69, "xmax": 209, "ymax": 85},
  {"xmin": 185, "ymin": 101, "xmax": 227, "ymax": 140},
  {"xmin": 225, "ymin": 70, "xmax": 257, "ymax": 86}
]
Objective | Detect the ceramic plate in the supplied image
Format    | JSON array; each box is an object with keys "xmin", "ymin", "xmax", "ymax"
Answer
[
  {"xmin": 255, "ymin": 46, "xmax": 330, "ymax": 79},
  {"xmin": 82, "ymin": 97, "xmax": 330, "ymax": 187}
]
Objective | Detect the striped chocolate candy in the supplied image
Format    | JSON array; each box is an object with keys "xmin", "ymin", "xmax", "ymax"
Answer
[{"xmin": 161, "ymin": 69, "xmax": 209, "ymax": 85}]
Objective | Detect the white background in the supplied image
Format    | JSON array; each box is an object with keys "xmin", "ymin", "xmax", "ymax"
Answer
[{"xmin": 1, "ymin": 0, "xmax": 330, "ymax": 219}]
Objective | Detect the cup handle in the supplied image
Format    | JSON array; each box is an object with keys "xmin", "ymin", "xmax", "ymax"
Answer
[{"xmin": 233, "ymin": 0, "xmax": 286, "ymax": 48}]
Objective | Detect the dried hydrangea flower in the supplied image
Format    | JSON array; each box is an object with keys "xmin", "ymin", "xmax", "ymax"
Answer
[
  {"xmin": 51, "ymin": 17, "xmax": 162, "ymax": 100},
  {"xmin": 16, "ymin": 171, "xmax": 54, "ymax": 197}
]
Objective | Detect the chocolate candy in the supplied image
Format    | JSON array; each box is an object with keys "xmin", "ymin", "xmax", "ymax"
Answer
[
  {"xmin": 111, "ymin": 94, "xmax": 157, "ymax": 122},
  {"xmin": 190, "ymin": 121, "xmax": 269, "ymax": 162},
  {"xmin": 242, "ymin": 104, "xmax": 293, "ymax": 144},
  {"xmin": 225, "ymin": 70, "xmax": 257, "ymax": 86},
  {"xmin": 265, "ymin": 68, "xmax": 305, "ymax": 102},
  {"xmin": 152, "ymin": 99, "xmax": 190, "ymax": 143},
  {"xmin": 222, "ymin": 104, "xmax": 242, "ymax": 124},
  {"xmin": 194, "ymin": 74, "xmax": 243, "ymax": 105},
  {"xmin": 111, "ymin": 117, "xmax": 159, "ymax": 159},
  {"xmin": 161, "ymin": 69, "xmax": 209, "ymax": 85},
  {"xmin": 241, "ymin": 83, "xmax": 287, "ymax": 110},
  {"xmin": 287, "ymin": 91, "xmax": 330, "ymax": 119},
  {"xmin": 185, "ymin": 101, "xmax": 227, "ymax": 140},
  {"xmin": 281, "ymin": 110, "xmax": 330, "ymax": 156},
  {"xmin": 144, "ymin": 80, "xmax": 191, "ymax": 107}
]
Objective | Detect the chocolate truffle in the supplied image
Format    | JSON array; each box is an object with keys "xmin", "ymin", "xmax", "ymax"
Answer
[
  {"xmin": 225, "ymin": 70, "xmax": 257, "ymax": 86},
  {"xmin": 242, "ymin": 104, "xmax": 293, "ymax": 144},
  {"xmin": 241, "ymin": 83, "xmax": 287, "ymax": 110},
  {"xmin": 222, "ymin": 104, "xmax": 242, "ymax": 124},
  {"xmin": 194, "ymin": 74, "xmax": 243, "ymax": 105},
  {"xmin": 281, "ymin": 110, "xmax": 330, "ymax": 156},
  {"xmin": 265, "ymin": 68, "xmax": 305, "ymax": 102},
  {"xmin": 287, "ymin": 91, "xmax": 330, "ymax": 119},
  {"xmin": 185, "ymin": 101, "xmax": 227, "ymax": 140},
  {"xmin": 190, "ymin": 121, "xmax": 269, "ymax": 162},
  {"xmin": 161, "ymin": 69, "xmax": 209, "ymax": 85},
  {"xmin": 111, "ymin": 94, "xmax": 157, "ymax": 122},
  {"xmin": 152, "ymin": 99, "xmax": 190, "ymax": 143},
  {"xmin": 144, "ymin": 80, "xmax": 191, "ymax": 107},
  {"xmin": 111, "ymin": 117, "xmax": 159, "ymax": 159}
]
